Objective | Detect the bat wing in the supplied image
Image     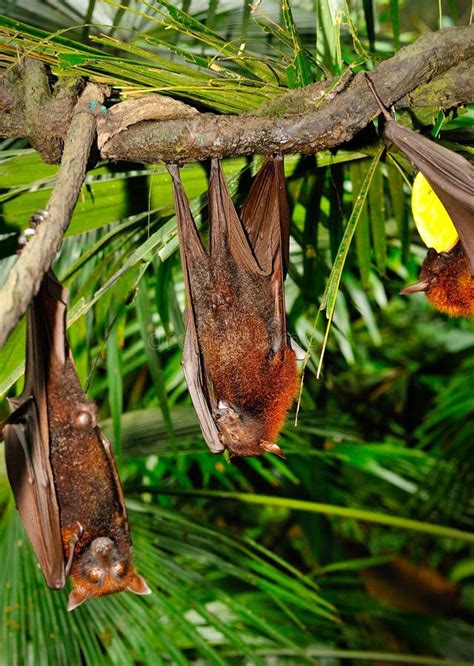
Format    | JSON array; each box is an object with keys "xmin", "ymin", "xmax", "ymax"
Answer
[
  {"xmin": 208, "ymin": 159, "xmax": 271, "ymax": 277},
  {"xmin": 241, "ymin": 154, "xmax": 290, "ymax": 277},
  {"xmin": 241, "ymin": 155, "xmax": 290, "ymax": 354},
  {"xmin": 182, "ymin": 314, "xmax": 224, "ymax": 453},
  {"xmin": 367, "ymin": 76, "xmax": 474, "ymax": 270},
  {"xmin": 208, "ymin": 157, "xmax": 292, "ymax": 355},
  {"xmin": 4, "ymin": 272, "xmax": 66, "ymax": 589},
  {"xmin": 169, "ymin": 159, "xmax": 291, "ymax": 452},
  {"xmin": 167, "ymin": 164, "xmax": 224, "ymax": 454},
  {"xmin": 383, "ymin": 123, "xmax": 474, "ymax": 270},
  {"xmin": 97, "ymin": 429, "xmax": 135, "ymax": 519},
  {"xmin": 4, "ymin": 407, "xmax": 65, "ymax": 589}
]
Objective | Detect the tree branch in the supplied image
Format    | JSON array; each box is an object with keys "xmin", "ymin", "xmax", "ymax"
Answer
[
  {"xmin": 100, "ymin": 26, "xmax": 474, "ymax": 163},
  {"xmin": 0, "ymin": 83, "xmax": 109, "ymax": 349},
  {"xmin": 0, "ymin": 27, "xmax": 473, "ymax": 165},
  {"xmin": 0, "ymin": 58, "xmax": 84, "ymax": 163},
  {"xmin": 0, "ymin": 26, "xmax": 472, "ymax": 348}
]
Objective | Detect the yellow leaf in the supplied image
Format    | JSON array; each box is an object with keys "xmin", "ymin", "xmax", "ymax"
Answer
[{"xmin": 411, "ymin": 172, "xmax": 458, "ymax": 253}]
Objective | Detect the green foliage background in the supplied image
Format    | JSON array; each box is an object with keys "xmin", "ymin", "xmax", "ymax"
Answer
[{"xmin": 0, "ymin": 1, "xmax": 473, "ymax": 664}]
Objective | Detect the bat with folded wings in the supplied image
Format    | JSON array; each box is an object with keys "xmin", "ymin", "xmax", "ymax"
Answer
[
  {"xmin": 168, "ymin": 156, "xmax": 300, "ymax": 457},
  {"xmin": 2, "ymin": 216, "xmax": 150, "ymax": 610}
]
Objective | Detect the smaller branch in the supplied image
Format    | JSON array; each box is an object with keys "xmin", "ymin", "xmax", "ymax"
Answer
[
  {"xmin": 397, "ymin": 58, "xmax": 473, "ymax": 109},
  {"xmin": 0, "ymin": 83, "xmax": 109, "ymax": 349}
]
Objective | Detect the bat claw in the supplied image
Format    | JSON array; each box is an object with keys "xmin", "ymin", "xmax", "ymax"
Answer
[
  {"xmin": 17, "ymin": 228, "xmax": 36, "ymax": 252},
  {"xmin": 65, "ymin": 522, "xmax": 84, "ymax": 576},
  {"xmin": 17, "ymin": 210, "xmax": 50, "ymax": 253},
  {"xmin": 30, "ymin": 210, "xmax": 49, "ymax": 228}
]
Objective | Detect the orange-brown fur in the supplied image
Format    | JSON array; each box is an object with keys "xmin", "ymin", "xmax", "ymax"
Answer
[
  {"xmin": 422, "ymin": 244, "xmax": 474, "ymax": 317},
  {"xmin": 189, "ymin": 250, "xmax": 297, "ymax": 455},
  {"xmin": 46, "ymin": 351, "xmax": 141, "ymax": 601}
]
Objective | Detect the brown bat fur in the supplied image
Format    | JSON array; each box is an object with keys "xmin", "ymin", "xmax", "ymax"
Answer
[
  {"xmin": 41, "ymin": 275, "xmax": 150, "ymax": 610},
  {"xmin": 366, "ymin": 76, "xmax": 474, "ymax": 318},
  {"xmin": 402, "ymin": 243, "xmax": 474, "ymax": 317},
  {"xmin": 168, "ymin": 157, "xmax": 297, "ymax": 457},
  {"xmin": 4, "ymin": 233, "xmax": 150, "ymax": 610},
  {"xmin": 190, "ymin": 247, "xmax": 297, "ymax": 456}
]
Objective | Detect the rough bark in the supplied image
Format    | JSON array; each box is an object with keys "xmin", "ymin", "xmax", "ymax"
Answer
[
  {"xmin": 0, "ymin": 26, "xmax": 473, "ymax": 347},
  {"xmin": 0, "ymin": 26, "xmax": 473, "ymax": 164},
  {"xmin": 100, "ymin": 25, "xmax": 474, "ymax": 163},
  {"xmin": 0, "ymin": 83, "xmax": 108, "ymax": 348},
  {"xmin": 0, "ymin": 59, "xmax": 84, "ymax": 163}
]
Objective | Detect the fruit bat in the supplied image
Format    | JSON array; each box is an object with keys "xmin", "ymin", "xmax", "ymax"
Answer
[
  {"xmin": 366, "ymin": 75, "xmax": 474, "ymax": 317},
  {"xmin": 2, "ymin": 243, "xmax": 150, "ymax": 610},
  {"xmin": 167, "ymin": 156, "xmax": 298, "ymax": 457}
]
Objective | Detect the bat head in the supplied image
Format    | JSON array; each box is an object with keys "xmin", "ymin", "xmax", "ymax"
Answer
[
  {"xmin": 67, "ymin": 537, "xmax": 151, "ymax": 611},
  {"xmin": 213, "ymin": 400, "xmax": 284, "ymax": 457},
  {"xmin": 401, "ymin": 243, "xmax": 474, "ymax": 317}
]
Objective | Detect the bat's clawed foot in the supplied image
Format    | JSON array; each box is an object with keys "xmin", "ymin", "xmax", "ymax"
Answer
[
  {"xmin": 17, "ymin": 228, "xmax": 36, "ymax": 252},
  {"xmin": 17, "ymin": 210, "xmax": 49, "ymax": 252},
  {"xmin": 30, "ymin": 210, "xmax": 49, "ymax": 228}
]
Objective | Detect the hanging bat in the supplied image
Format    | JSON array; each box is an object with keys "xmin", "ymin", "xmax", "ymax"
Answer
[
  {"xmin": 3, "ymin": 223, "xmax": 150, "ymax": 610},
  {"xmin": 167, "ymin": 156, "xmax": 298, "ymax": 457},
  {"xmin": 366, "ymin": 75, "xmax": 474, "ymax": 317}
]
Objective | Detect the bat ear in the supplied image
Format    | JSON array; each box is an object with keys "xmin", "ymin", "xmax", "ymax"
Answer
[
  {"xmin": 262, "ymin": 441, "xmax": 285, "ymax": 458},
  {"xmin": 127, "ymin": 574, "xmax": 152, "ymax": 596},
  {"xmin": 400, "ymin": 280, "xmax": 431, "ymax": 295},
  {"xmin": 67, "ymin": 587, "xmax": 90, "ymax": 611},
  {"xmin": 289, "ymin": 337, "xmax": 306, "ymax": 361}
]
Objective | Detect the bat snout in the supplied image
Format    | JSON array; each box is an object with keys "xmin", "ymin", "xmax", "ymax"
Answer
[{"xmin": 400, "ymin": 280, "xmax": 430, "ymax": 295}]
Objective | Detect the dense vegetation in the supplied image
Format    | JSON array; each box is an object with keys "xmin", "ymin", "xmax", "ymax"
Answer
[{"xmin": 0, "ymin": 1, "xmax": 473, "ymax": 663}]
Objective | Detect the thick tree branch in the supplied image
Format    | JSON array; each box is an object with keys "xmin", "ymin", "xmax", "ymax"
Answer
[
  {"xmin": 0, "ymin": 27, "xmax": 473, "ymax": 165},
  {"xmin": 100, "ymin": 26, "xmax": 474, "ymax": 163},
  {"xmin": 0, "ymin": 83, "xmax": 108, "ymax": 349},
  {"xmin": 0, "ymin": 26, "xmax": 472, "ymax": 349}
]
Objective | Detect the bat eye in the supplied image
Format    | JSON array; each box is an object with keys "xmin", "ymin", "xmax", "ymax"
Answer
[
  {"xmin": 87, "ymin": 568, "xmax": 102, "ymax": 583},
  {"xmin": 76, "ymin": 410, "xmax": 92, "ymax": 427},
  {"xmin": 113, "ymin": 562, "xmax": 126, "ymax": 577}
]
